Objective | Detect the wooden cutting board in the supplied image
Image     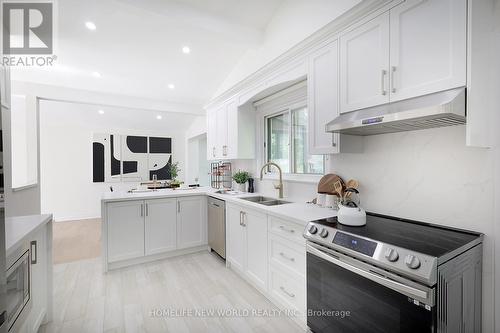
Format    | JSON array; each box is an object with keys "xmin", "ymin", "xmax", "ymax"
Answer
[{"xmin": 317, "ymin": 174, "xmax": 345, "ymax": 196}]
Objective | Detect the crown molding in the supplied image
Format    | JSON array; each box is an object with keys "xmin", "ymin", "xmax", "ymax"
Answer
[{"xmin": 204, "ymin": 0, "xmax": 393, "ymax": 110}]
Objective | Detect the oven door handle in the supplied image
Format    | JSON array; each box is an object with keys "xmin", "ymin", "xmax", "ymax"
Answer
[{"xmin": 307, "ymin": 244, "xmax": 430, "ymax": 302}]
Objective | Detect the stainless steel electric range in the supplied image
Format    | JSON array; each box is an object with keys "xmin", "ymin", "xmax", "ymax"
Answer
[{"xmin": 303, "ymin": 212, "xmax": 483, "ymax": 333}]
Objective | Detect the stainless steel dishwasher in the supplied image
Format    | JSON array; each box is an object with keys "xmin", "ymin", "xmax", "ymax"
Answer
[{"xmin": 207, "ymin": 197, "xmax": 226, "ymax": 259}]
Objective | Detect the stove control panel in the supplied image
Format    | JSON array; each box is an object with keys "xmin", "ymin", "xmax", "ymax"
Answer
[
  {"xmin": 384, "ymin": 248, "xmax": 399, "ymax": 262},
  {"xmin": 405, "ymin": 254, "xmax": 421, "ymax": 269},
  {"xmin": 303, "ymin": 221, "xmax": 438, "ymax": 285}
]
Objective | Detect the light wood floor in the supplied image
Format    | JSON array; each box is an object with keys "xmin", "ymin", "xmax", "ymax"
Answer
[
  {"xmin": 53, "ymin": 219, "xmax": 102, "ymax": 264},
  {"xmin": 40, "ymin": 251, "xmax": 305, "ymax": 333}
]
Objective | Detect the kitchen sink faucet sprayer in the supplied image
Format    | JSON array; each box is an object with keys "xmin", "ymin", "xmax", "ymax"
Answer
[{"xmin": 260, "ymin": 162, "xmax": 284, "ymax": 199}]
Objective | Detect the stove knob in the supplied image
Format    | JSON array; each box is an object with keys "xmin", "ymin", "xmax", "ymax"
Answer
[
  {"xmin": 384, "ymin": 248, "xmax": 399, "ymax": 262},
  {"xmin": 308, "ymin": 225, "xmax": 318, "ymax": 235},
  {"xmin": 319, "ymin": 228, "xmax": 329, "ymax": 238},
  {"xmin": 405, "ymin": 255, "xmax": 421, "ymax": 269}
]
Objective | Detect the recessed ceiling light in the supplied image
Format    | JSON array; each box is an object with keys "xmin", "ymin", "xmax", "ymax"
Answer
[
  {"xmin": 85, "ymin": 21, "xmax": 97, "ymax": 31},
  {"xmin": 156, "ymin": 115, "xmax": 163, "ymax": 120},
  {"xmin": 182, "ymin": 46, "xmax": 191, "ymax": 54},
  {"xmin": 92, "ymin": 71, "xmax": 101, "ymax": 78},
  {"xmin": 168, "ymin": 84, "xmax": 175, "ymax": 89},
  {"xmin": 98, "ymin": 110, "xmax": 104, "ymax": 115}
]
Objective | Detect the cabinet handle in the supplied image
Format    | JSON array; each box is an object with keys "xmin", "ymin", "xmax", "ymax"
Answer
[
  {"xmin": 240, "ymin": 211, "xmax": 246, "ymax": 227},
  {"xmin": 212, "ymin": 147, "xmax": 216, "ymax": 158},
  {"xmin": 279, "ymin": 252, "xmax": 295, "ymax": 262},
  {"xmin": 280, "ymin": 286, "xmax": 295, "ymax": 298},
  {"xmin": 391, "ymin": 66, "xmax": 397, "ymax": 93},
  {"xmin": 332, "ymin": 135, "xmax": 337, "ymax": 147},
  {"xmin": 223, "ymin": 145, "xmax": 227, "ymax": 156},
  {"xmin": 30, "ymin": 240, "xmax": 37, "ymax": 265},
  {"xmin": 145, "ymin": 203, "xmax": 149, "ymax": 217},
  {"xmin": 140, "ymin": 204, "xmax": 144, "ymax": 217},
  {"xmin": 279, "ymin": 225, "xmax": 295, "ymax": 233},
  {"xmin": 177, "ymin": 201, "xmax": 181, "ymax": 213},
  {"xmin": 381, "ymin": 69, "xmax": 387, "ymax": 96}
]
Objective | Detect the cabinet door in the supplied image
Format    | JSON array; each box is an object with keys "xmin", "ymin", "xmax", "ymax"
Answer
[
  {"xmin": 25, "ymin": 226, "xmax": 48, "ymax": 333},
  {"xmin": 107, "ymin": 200, "xmax": 145, "ymax": 263},
  {"xmin": 244, "ymin": 209, "xmax": 268, "ymax": 291},
  {"xmin": 0, "ymin": 65, "xmax": 10, "ymax": 109},
  {"xmin": 340, "ymin": 12, "xmax": 390, "ymax": 113},
  {"xmin": 226, "ymin": 204, "xmax": 245, "ymax": 272},
  {"xmin": 177, "ymin": 196, "xmax": 207, "ymax": 249},
  {"xmin": 145, "ymin": 198, "xmax": 177, "ymax": 255},
  {"xmin": 389, "ymin": 0, "xmax": 466, "ymax": 102},
  {"xmin": 308, "ymin": 41, "xmax": 340, "ymax": 154},
  {"xmin": 207, "ymin": 109, "xmax": 217, "ymax": 160},
  {"xmin": 225, "ymin": 99, "xmax": 238, "ymax": 159},
  {"xmin": 215, "ymin": 105, "xmax": 228, "ymax": 159}
]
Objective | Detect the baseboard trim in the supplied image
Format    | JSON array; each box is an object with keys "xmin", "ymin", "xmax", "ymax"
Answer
[{"xmin": 107, "ymin": 245, "xmax": 208, "ymax": 271}]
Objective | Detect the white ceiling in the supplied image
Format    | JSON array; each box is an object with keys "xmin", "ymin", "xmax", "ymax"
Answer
[
  {"xmin": 12, "ymin": 0, "xmax": 357, "ymax": 107},
  {"xmin": 39, "ymin": 99, "xmax": 199, "ymax": 132}
]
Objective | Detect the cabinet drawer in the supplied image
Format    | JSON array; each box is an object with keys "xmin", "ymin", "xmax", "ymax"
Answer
[
  {"xmin": 269, "ymin": 234, "xmax": 305, "ymax": 277},
  {"xmin": 269, "ymin": 216, "xmax": 305, "ymax": 243},
  {"xmin": 269, "ymin": 268, "xmax": 306, "ymax": 314}
]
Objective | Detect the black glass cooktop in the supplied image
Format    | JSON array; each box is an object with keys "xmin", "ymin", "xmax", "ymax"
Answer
[{"xmin": 313, "ymin": 213, "xmax": 482, "ymax": 258}]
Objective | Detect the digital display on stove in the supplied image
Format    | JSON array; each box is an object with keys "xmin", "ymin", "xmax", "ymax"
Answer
[{"xmin": 333, "ymin": 232, "xmax": 377, "ymax": 257}]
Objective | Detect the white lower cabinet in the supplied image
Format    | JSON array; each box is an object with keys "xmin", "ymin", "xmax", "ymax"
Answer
[
  {"xmin": 244, "ymin": 208, "xmax": 268, "ymax": 291},
  {"xmin": 22, "ymin": 222, "xmax": 52, "ymax": 333},
  {"xmin": 105, "ymin": 196, "xmax": 207, "ymax": 269},
  {"xmin": 226, "ymin": 204, "xmax": 306, "ymax": 324},
  {"xmin": 107, "ymin": 200, "xmax": 145, "ymax": 263},
  {"xmin": 145, "ymin": 198, "xmax": 177, "ymax": 255},
  {"xmin": 226, "ymin": 203, "xmax": 268, "ymax": 292},
  {"xmin": 226, "ymin": 204, "xmax": 246, "ymax": 272},
  {"xmin": 177, "ymin": 196, "xmax": 207, "ymax": 249}
]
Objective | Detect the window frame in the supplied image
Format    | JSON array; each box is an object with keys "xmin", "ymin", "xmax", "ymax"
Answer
[{"xmin": 256, "ymin": 91, "xmax": 326, "ymax": 183}]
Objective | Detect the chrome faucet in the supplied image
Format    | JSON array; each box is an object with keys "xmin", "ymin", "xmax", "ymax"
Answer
[{"xmin": 260, "ymin": 162, "xmax": 284, "ymax": 199}]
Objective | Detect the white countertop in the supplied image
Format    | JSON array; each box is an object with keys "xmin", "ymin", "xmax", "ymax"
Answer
[
  {"xmin": 102, "ymin": 187, "xmax": 336, "ymax": 226},
  {"xmin": 5, "ymin": 214, "xmax": 53, "ymax": 256}
]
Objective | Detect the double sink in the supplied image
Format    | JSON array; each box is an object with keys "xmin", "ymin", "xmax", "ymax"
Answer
[{"xmin": 240, "ymin": 196, "xmax": 291, "ymax": 206}]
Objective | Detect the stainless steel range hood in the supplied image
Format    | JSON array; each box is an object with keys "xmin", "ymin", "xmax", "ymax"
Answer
[{"xmin": 326, "ymin": 87, "xmax": 466, "ymax": 136}]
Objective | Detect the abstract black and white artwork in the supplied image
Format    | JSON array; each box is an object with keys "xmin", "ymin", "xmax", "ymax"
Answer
[{"xmin": 92, "ymin": 134, "xmax": 173, "ymax": 183}]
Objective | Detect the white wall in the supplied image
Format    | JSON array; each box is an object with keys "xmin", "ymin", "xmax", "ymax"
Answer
[
  {"xmin": 214, "ymin": 0, "xmax": 361, "ymax": 97},
  {"xmin": 2, "ymin": 94, "xmax": 41, "ymax": 217},
  {"xmin": 39, "ymin": 100, "xmax": 195, "ymax": 221}
]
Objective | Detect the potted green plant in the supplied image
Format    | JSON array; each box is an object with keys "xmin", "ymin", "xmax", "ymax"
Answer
[
  {"xmin": 233, "ymin": 170, "xmax": 250, "ymax": 192},
  {"xmin": 167, "ymin": 161, "xmax": 182, "ymax": 188}
]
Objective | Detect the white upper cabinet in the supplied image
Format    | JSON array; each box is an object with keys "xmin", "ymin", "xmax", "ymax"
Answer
[
  {"xmin": 340, "ymin": 12, "xmax": 390, "ymax": 113},
  {"xmin": 0, "ymin": 65, "xmax": 11, "ymax": 109},
  {"xmin": 206, "ymin": 98, "xmax": 255, "ymax": 161},
  {"xmin": 389, "ymin": 0, "xmax": 466, "ymax": 101},
  {"xmin": 308, "ymin": 40, "xmax": 340, "ymax": 154},
  {"xmin": 207, "ymin": 108, "xmax": 217, "ymax": 160},
  {"xmin": 216, "ymin": 104, "xmax": 228, "ymax": 158},
  {"xmin": 145, "ymin": 198, "xmax": 177, "ymax": 256}
]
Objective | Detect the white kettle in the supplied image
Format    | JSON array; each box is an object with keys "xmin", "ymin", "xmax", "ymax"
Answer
[{"xmin": 337, "ymin": 188, "xmax": 366, "ymax": 226}]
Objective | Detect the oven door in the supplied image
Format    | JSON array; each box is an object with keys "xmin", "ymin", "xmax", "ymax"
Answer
[
  {"xmin": 307, "ymin": 243, "xmax": 436, "ymax": 333},
  {"xmin": 6, "ymin": 250, "xmax": 31, "ymax": 332}
]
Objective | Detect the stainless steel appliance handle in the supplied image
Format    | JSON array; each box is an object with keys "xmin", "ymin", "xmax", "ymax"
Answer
[
  {"xmin": 307, "ymin": 244, "xmax": 429, "ymax": 300},
  {"xmin": 30, "ymin": 241, "xmax": 37, "ymax": 265}
]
